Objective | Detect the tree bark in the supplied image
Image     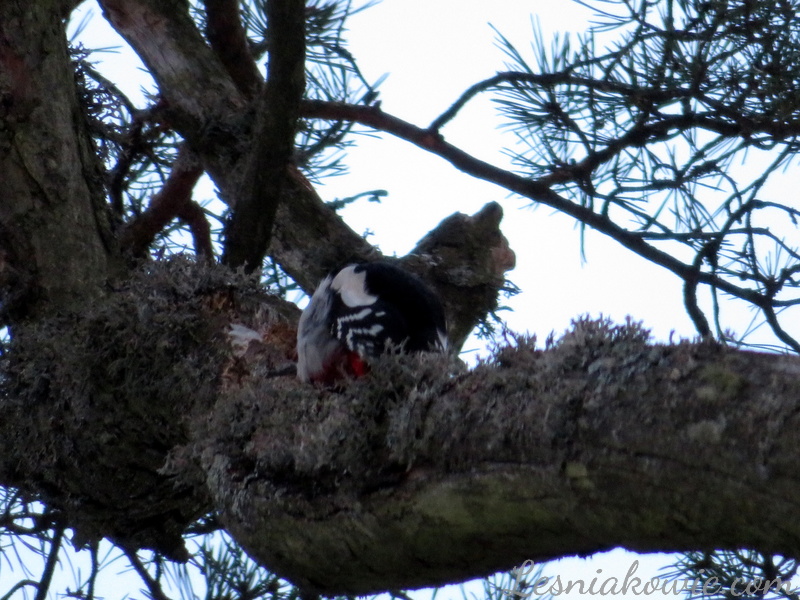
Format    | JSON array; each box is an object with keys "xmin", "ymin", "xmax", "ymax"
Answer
[
  {"xmin": 221, "ymin": 0, "xmax": 306, "ymax": 272},
  {"xmin": 0, "ymin": 0, "xmax": 111, "ymax": 319},
  {"xmin": 3, "ymin": 263, "xmax": 800, "ymax": 593},
  {"xmin": 196, "ymin": 320, "xmax": 800, "ymax": 594}
]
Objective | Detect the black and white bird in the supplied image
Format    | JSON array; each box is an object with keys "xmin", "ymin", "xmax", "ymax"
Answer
[{"xmin": 297, "ymin": 262, "xmax": 448, "ymax": 383}]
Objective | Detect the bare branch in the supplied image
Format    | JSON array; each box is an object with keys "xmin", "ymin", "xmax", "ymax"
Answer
[
  {"xmin": 120, "ymin": 146, "xmax": 205, "ymax": 258},
  {"xmin": 176, "ymin": 201, "xmax": 215, "ymax": 261},
  {"xmin": 762, "ymin": 305, "xmax": 800, "ymax": 354},
  {"xmin": 33, "ymin": 518, "xmax": 65, "ymax": 600},
  {"xmin": 105, "ymin": 105, "xmax": 165, "ymax": 218},
  {"xmin": 1, "ymin": 580, "xmax": 39, "ymax": 600},
  {"xmin": 86, "ymin": 541, "xmax": 100, "ymax": 600},
  {"xmin": 203, "ymin": 0, "xmax": 262, "ymax": 97},
  {"xmin": 123, "ymin": 548, "xmax": 175, "ymax": 600},
  {"xmin": 222, "ymin": 0, "xmax": 306, "ymax": 272},
  {"xmin": 300, "ymin": 100, "xmax": 773, "ymax": 310}
]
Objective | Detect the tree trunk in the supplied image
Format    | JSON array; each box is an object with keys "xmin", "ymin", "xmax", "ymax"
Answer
[{"xmin": 0, "ymin": 0, "xmax": 111, "ymax": 319}]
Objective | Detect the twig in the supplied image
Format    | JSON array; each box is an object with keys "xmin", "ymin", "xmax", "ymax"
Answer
[
  {"xmin": 122, "ymin": 548, "xmax": 175, "ymax": 600},
  {"xmin": 108, "ymin": 110, "xmax": 148, "ymax": 216},
  {"xmin": 1, "ymin": 580, "xmax": 38, "ymax": 600},
  {"xmin": 429, "ymin": 70, "xmax": 695, "ymax": 131},
  {"xmin": 86, "ymin": 541, "xmax": 99, "ymax": 600},
  {"xmin": 762, "ymin": 305, "xmax": 800, "ymax": 354},
  {"xmin": 683, "ymin": 274, "xmax": 711, "ymax": 338},
  {"xmin": 33, "ymin": 518, "xmax": 65, "ymax": 600}
]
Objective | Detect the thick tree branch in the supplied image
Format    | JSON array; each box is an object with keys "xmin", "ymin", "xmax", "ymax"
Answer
[
  {"xmin": 99, "ymin": 0, "xmax": 257, "ymax": 211},
  {"xmin": 200, "ymin": 321, "xmax": 800, "ymax": 594},
  {"xmin": 99, "ymin": 0, "xmax": 247, "ymax": 148},
  {"xmin": 222, "ymin": 0, "xmax": 306, "ymax": 272},
  {"xmin": 204, "ymin": 0, "xmax": 262, "ymax": 97},
  {"xmin": 3, "ymin": 262, "xmax": 800, "ymax": 595},
  {"xmin": 269, "ymin": 165, "xmax": 381, "ymax": 290}
]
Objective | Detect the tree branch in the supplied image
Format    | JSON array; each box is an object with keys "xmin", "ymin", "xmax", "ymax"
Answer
[
  {"xmin": 120, "ymin": 146, "xmax": 206, "ymax": 258},
  {"xmin": 222, "ymin": 0, "xmax": 306, "ymax": 272},
  {"xmin": 1, "ymin": 581, "xmax": 38, "ymax": 600},
  {"xmin": 99, "ymin": 0, "xmax": 247, "ymax": 147},
  {"xmin": 33, "ymin": 518, "xmax": 65, "ymax": 600},
  {"xmin": 203, "ymin": 0, "xmax": 262, "ymax": 97},
  {"xmin": 400, "ymin": 202, "xmax": 516, "ymax": 350},
  {"xmin": 122, "ymin": 548, "xmax": 175, "ymax": 600},
  {"xmin": 299, "ymin": 100, "xmax": 780, "ymax": 312},
  {"xmin": 267, "ymin": 165, "xmax": 382, "ymax": 291},
  {"xmin": 4, "ymin": 261, "xmax": 800, "ymax": 595},
  {"xmin": 199, "ymin": 319, "xmax": 800, "ymax": 595},
  {"xmin": 429, "ymin": 70, "xmax": 700, "ymax": 132},
  {"xmin": 176, "ymin": 201, "xmax": 215, "ymax": 261}
]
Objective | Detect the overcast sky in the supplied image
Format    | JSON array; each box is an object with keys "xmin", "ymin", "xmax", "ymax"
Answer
[{"xmin": 319, "ymin": 0, "xmax": 699, "ymax": 353}]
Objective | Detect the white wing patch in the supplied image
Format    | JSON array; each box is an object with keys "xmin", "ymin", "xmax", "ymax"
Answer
[{"xmin": 330, "ymin": 265, "xmax": 378, "ymax": 307}]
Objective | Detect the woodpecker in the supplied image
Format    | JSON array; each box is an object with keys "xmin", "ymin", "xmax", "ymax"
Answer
[{"xmin": 297, "ymin": 262, "xmax": 448, "ymax": 383}]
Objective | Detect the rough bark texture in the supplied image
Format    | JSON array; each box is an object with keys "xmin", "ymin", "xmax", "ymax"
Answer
[
  {"xmin": 194, "ymin": 319, "xmax": 800, "ymax": 594},
  {"xmin": 4, "ymin": 275, "xmax": 800, "ymax": 594},
  {"xmin": 0, "ymin": 260, "xmax": 300, "ymax": 559},
  {"xmin": 0, "ymin": 0, "xmax": 111, "ymax": 318}
]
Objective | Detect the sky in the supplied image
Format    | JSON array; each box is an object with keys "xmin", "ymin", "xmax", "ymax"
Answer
[
  {"xmin": 322, "ymin": 0, "xmax": 701, "ymax": 352},
  {"xmin": 70, "ymin": 0, "xmax": 701, "ymax": 349},
  {"xmin": 3, "ymin": 0, "xmax": 783, "ymax": 598}
]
